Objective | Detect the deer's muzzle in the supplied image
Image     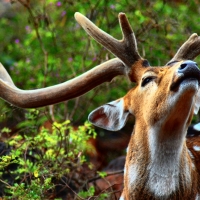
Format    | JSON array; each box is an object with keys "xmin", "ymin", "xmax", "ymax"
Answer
[{"xmin": 170, "ymin": 60, "xmax": 200, "ymax": 91}]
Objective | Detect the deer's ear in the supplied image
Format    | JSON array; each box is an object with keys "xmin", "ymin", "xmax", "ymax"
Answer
[
  {"xmin": 88, "ymin": 99, "xmax": 129, "ymax": 131},
  {"xmin": 194, "ymin": 89, "xmax": 200, "ymax": 115}
]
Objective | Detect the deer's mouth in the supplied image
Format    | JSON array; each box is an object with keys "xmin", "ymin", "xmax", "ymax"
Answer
[
  {"xmin": 170, "ymin": 68, "xmax": 200, "ymax": 91},
  {"xmin": 170, "ymin": 75, "xmax": 200, "ymax": 91}
]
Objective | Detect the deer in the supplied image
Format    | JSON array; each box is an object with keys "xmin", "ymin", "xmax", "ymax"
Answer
[{"xmin": 0, "ymin": 12, "xmax": 200, "ymax": 200}]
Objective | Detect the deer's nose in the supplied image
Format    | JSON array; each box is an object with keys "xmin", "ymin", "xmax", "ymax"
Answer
[{"xmin": 178, "ymin": 60, "xmax": 198, "ymax": 73}]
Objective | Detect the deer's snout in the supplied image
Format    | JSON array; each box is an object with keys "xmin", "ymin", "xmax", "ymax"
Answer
[
  {"xmin": 177, "ymin": 60, "xmax": 200, "ymax": 82},
  {"xmin": 170, "ymin": 60, "xmax": 200, "ymax": 91},
  {"xmin": 178, "ymin": 60, "xmax": 199, "ymax": 74}
]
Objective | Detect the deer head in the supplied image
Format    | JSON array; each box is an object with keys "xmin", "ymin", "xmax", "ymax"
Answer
[
  {"xmin": 89, "ymin": 58, "xmax": 200, "ymax": 132},
  {"xmin": 0, "ymin": 13, "xmax": 200, "ymax": 199}
]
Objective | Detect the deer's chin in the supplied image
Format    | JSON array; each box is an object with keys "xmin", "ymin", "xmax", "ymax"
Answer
[
  {"xmin": 171, "ymin": 78, "xmax": 199, "ymax": 93},
  {"xmin": 180, "ymin": 79, "xmax": 199, "ymax": 90}
]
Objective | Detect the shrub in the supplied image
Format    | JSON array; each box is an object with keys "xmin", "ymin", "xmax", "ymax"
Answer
[{"xmin": 0, "ymin": 109, "xmax": 98, "ymax": 199}]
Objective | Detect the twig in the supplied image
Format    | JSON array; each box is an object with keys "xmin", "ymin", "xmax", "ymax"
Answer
[
  {"xmin": 95, "ymin": 184, "xmax": 123, "ymax": 200},
  {"xmin": 60, "ymin": 179, "xmax": 85, "ymax": 200},
  {"xmin": 69, "ymin": 97, "xmax": 80, "ymax": 120},
  {"xmin": 88, "ymin": 170, "xmax": 124, "ymax": 183},
  {"xmin": 17, "ymin": 0, "xmax": 48, "ymax": 85},
  {"xmin": 0, "ymin": 179, "xmax": 11, "ymax": 187}
]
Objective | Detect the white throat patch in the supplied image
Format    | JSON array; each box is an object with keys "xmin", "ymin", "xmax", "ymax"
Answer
[{"xmin": 147, "ymin": 126, "xmax": 191, "ymax": 197}]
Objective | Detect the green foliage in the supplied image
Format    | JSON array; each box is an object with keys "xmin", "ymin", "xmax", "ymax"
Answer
[
  {"xmin": 78, "ymin": 186, "xmax": 95, "ymax": 199},
  {"xmin": 0, "ymin": 109, "xmax": 97, "ymax": 199},
  {"xmin": 78, "ymin": 186, "xmax": 109, "ymax": 200},
  {"xmin": 5, "ymin": 178, "xmax": 53, "ymax": 200},
  {"xmin": 97, "ymin": 171, "xmax": 107, "ymax": 178}
]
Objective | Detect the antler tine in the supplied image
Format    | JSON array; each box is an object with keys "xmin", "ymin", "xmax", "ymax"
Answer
[
  {"xmin": 118, "ymin": 13, "xmax": 141, "ymax": 64},
  {"xmin": 167, "ymin": 33, "xmax": 200, "ymax": 65},
  {"xmin": 75, "ymin": 12, "xmax": 144, "ymax": 68}
]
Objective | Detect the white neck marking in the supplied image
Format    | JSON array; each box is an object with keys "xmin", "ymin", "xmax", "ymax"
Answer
[{"xmin": 147, "ymin": 125, "xmax": 191, "ymax": 197}]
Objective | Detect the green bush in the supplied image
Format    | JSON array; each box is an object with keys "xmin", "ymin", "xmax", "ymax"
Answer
[{"xmin": 1, "ymin": 109, "xmax": 97, "ymax": 199}]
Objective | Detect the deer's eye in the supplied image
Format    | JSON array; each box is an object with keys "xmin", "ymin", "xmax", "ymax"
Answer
[{"xmin": 141, "ymin": 76, "xmax": 155, "ymax": 87}]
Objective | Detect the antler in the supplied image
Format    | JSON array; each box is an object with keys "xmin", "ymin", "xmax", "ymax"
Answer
[
  {"xmin": 0, "ymin": 59, "xmax": 124, "ymax": 108},
  {"xmin": 0, "ymin": 12, "xmax": 145, "ymax": 108},
  {"xmin": 75, "ymin": 12, "xmax": 142, "ymax": 68},
  {"xmin": 167, "ymin": 33, "xmax": 200, "ymax": 65}
]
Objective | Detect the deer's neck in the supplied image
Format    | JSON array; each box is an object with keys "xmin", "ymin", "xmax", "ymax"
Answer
[
  {"xmin": 147, "ymin": 124, "xmax": 190, "ymax": 197},
  {"xmin": 124, "ymin": 120, "xmax": 198, "ymax": 199}
]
